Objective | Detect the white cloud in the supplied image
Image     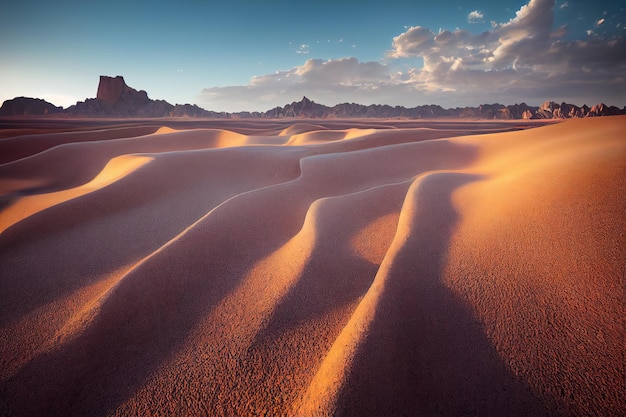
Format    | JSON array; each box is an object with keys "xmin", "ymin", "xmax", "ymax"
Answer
[
  {"xmin": 389, "ymin": 26, "xmax": 435, "ymax": 58},
  {"xmin": 200, "ymin": 57, "xmax": 408, "ymax": 112},
  {"xmin": 387, "ymin": 0, "xmax": 626, "ymax": 104},
  {"xmin": 200, "ymin": 0, "xmax": 626, "ymax": 111},
  {"xmin": 596, "ymin": 18, "xmax": 605, "ymax": 26},
  {"xmin": 559, "ymin": 1, "xmax": 569, "ymax": 9},
  {"xmin": 390, "ymin": 0, "xmax": 558, "ymax": 70},
  {"xmin": 296, "ymin": 44, "xmax": 310, "ymax": 54},
  {"xmin": 468, "ymin": 10, "xmax": 485, "ymax": 24}
]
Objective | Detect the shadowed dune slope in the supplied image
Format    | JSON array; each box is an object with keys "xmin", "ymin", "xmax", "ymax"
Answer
[{"xmin": 0, "ymin": 117, "xmax": 624, "ymax": 417}]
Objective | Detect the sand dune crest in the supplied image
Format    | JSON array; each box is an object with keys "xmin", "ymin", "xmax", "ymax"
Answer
[{"xmin": 0, "ymin": 154, "xmax": 153, "ymax": 233}]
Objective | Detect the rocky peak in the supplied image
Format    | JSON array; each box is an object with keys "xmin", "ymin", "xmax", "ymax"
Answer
[
  {"xmin": 588, "ymin": 103, "xmax": 623, "ymax": 117},
  {"xmin": 97, "ymin": 76, "xmax": 130, "ymax": 103},
  {"xmin": 65, "ymin": 75, "xmax": 169, "ymax": 117},
  {"xmin": 540, "ymin": 101, "xmax": 560, "ymax": 112}
]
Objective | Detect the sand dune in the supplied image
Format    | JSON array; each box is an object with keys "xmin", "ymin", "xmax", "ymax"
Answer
[{"xmin": 0, "ymin": 117, "xmax": 624, "ymax": 416}]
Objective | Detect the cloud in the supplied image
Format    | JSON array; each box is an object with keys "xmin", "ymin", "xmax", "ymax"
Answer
[
  {"xmin": 296, "ymin": 44, "xmax": 310, "ymax": 54},
  {"xmin": 559, "ymin": 1, "xmax": 569, "ymax": 9},
  {"xmin": 386, "ymin": 0, "xmax": 626, "ymax": 104},
  {"xmin": 389, "ymin": 26, "xmax": 435, "ymax": 58},
  {"xmin": 596, "ymin": 18, "xmax": 605, "ymax": 26},
  {"xmin": 200, "ymin": 57, "xmax": 409, "ymax": 112},
  {"xmin": 468, "ymin": 10, "xmax": 485, "ymax": 23},
  {"xmin": 550, "ymin": 25, "xmax": 568, "ymax": 38},
  {"xmin": 200, "ymin": 0, "xmax": 626, "ymax": 111},
  {"xmin": 294, "ymin": 57, "xmax": 389, "ymax": 85},
  {"xmin": 390, "ymin": 0, "xmax": 560, "ymax": 70}
]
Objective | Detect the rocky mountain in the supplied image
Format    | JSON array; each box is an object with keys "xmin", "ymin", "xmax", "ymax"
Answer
[
  {"xmin": 587, "ymin": 103, "xmax": 624, "ymax": 117},
  {"xmin": 66, "ymin": 76, "xmax": 175, "ymax": 117},
  {"xmin": 2, "ymin": 76, "xmax": 625, "ymax": 119},
  {"xmin": 169, "ymin": 103, "xmax": 228, "ymax": 118},
  {"xmin": 260, "ymin": 98, "xmax": 625, "ymax": 120},
  {"xmin": 65, "ymin": 76, "xmax": 225, "ymax": 118},
  {"xmin": 265, "ymin": 96, "xmax": 331, "ymax": 118},
  {"xmin": 0, "ymin": 97, "xmax": 63, "ymax": 116}
]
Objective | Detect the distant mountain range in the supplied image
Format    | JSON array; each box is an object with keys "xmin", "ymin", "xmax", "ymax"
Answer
[{"xmin": 1, "ymin": 75, "xmax": 625, "ymax": 119}]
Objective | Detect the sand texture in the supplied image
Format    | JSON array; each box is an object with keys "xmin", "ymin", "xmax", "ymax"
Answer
[{"xmin": 0, "ymin": 117, "xmax": 624, "ymax": 416}]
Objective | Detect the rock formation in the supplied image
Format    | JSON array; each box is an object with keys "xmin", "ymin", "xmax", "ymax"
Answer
[
  {"xmin": 62, "ymin": 76, "xmax": 226, "ymax": 118},
  {"xmin": 66, "ymin": 75, "xmax": 174, "ymax": 117},
  {"xmin": 96, "ymin": 75, "xmax": 131, "ymax": 103},
  {"xmin": 265, "ymin": 96, "xmax": 332, "ymax": 118},
  {"xmin": 588, "ymin": 103, "xmax": 623, "ymax": 117},
  {"xmin": 168, "ymin": 103, "xmax": 227, "ymax": 118},
  {"xmin": 0, "ymin": 97, "xmax": 63, "ymax": 116}
]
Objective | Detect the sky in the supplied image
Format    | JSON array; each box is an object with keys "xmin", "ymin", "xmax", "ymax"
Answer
[{"xmin": 1, "ymin": 0, "xmax": 625, "ymax": 112}]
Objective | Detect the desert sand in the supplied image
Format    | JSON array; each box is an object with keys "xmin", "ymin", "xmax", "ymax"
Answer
[{"xmin": 0, "ymin": 116, "xmax": 624, "ymax": 416}]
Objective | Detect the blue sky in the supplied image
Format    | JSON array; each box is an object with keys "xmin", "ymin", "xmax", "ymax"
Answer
[{"xmin": 1, "ymin": 0, "xmax": 624, "ymax": 111}]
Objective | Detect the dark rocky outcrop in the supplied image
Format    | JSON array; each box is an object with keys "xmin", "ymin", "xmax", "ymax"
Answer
[
  {"xmin": 169, "ymin": 103, "xmax": 227, "ymax": 118},
  {"xmin": 587, "ymin": 103, "xmax": 623, "ymax": 117},
  {"xmin": 66, "ymin": 76, "xmax": 175, "ymax": 117},
  {"xmin": 0, "ymin": 97, "xmax": 63, "ymax": 116},
  {"xmin": 96, "ymin": 75, "xmax": 131, "ymax": 103},
  {"xmin": 264, "ymin": 96, "xmax": 332, "ymax": 118}
]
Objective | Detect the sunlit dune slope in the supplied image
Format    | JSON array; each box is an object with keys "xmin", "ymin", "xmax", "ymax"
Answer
[{"xmin": 0, "ymin": 117, "xmax": 624, "ymax": 417}]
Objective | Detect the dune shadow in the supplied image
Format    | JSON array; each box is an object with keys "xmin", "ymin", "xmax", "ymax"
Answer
[
  {"xmin": 1, "ymin": 143, "xmax": 354, "ymax": 416},
  {"xmin": 0, "ymin": 174, "xmax": 212, "ymax": 328},
  {"xmin": 256, "ymin": 250, "xmax": 379, "ymax": 343},
  {"xmin": 0, "ymin": 197, "xmax": 303, "ymax": 416},
  {"xmin": 0, "ymin": 146, "xmax": 305, "ymax": 328},
  {"xmin": 334, "ymin": 172, "xmax": 556, "ymax": 416}
]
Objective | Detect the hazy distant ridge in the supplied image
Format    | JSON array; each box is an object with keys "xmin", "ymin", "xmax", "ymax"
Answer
[{"xmin": 1, "ymin": 75, "xmax": 624, "ymax": 119}]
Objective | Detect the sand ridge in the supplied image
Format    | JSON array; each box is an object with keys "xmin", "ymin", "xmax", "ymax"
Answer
[{"xmin": 0, "ymin": 117, "xmax": 624, "ymax": 416}]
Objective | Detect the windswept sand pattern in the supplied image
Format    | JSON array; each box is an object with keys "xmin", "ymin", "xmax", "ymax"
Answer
[{"xmin": 0, "ymin": 117, "xmax": 624, "ymax": 416}]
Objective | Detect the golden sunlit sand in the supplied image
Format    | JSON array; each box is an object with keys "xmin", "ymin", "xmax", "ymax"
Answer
[{"xmin": 0, "ymin": 117, "xmax": 624, "ymax": 416}]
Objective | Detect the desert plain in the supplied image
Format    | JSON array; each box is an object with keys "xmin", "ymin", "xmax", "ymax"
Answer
[{"xmin": 0, "ymin": 116, "xmax": 624, "ymax": 416}]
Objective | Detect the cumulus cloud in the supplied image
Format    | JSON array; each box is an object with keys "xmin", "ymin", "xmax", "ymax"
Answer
[
  {"xmin": 401, "ymin": 0, "xmax": 626, "ymax": 103},
  {"xmin": 200, "ymin": 0, "xmax": 626, "ymax": 111},
  {"xmin": 294, "ymin": 57, "xmax": 388, "ymax": 85},
  {"xmin": 200, "ymin": 57, "xmax": 410, "ymax": 112},
  {"xmin": 389, "ymin": 26, "xmax": 436, "ymax": 58},
  {"xmin": 388, "ymin": 0, "xmax": 625, "ymax": 90},
  {"xmin": 468, "ymin": 10, "xmax": 485, "ymax": 23}
]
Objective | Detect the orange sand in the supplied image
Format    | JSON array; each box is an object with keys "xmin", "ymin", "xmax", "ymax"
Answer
[{"xmin": 0, "ymin": 117, "xmax": 624, "ymax": 416}]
